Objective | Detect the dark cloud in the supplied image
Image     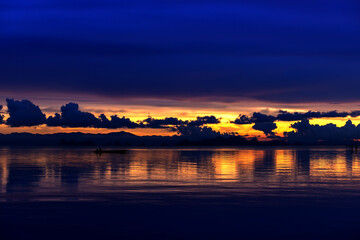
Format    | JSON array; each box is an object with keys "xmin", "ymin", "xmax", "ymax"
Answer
[
  {"xmin": 188, "ymin": 116, "xmax": 221, "ymax": 126},
  {"xmin": 277, "ymin": 111, "xmax": 322, "ymax": 121},
  {"xmin": 350, "ymin": 111, "xmax": 360, "ymax": 117},
  {"xmin": 47, "ymin": 103, "xmax": 141, "ymax": 129},
  {"xmin": 233, "ymin": 110, "xmax": 360, "ymax": 136},
  {"xmin": 6, "ymin": 99, "xmax": 46, "ymax": 127},
  {"xmin": 142, "ymin": 116, "xmax": 220, "ymax": 129},
  {"xmin": 174, "ymin": 116, "xmax": 222, "ymax": 138},
  {"xmin": 233, "ymin": 112, "xmax": 276, "ymax": 124},
  {"xmin": 175, "ymin": 125, "xmax": 223, "ymax": 139},
  {"xmin": 0, "ymin": 105, "xmax": 4, "ymax": 124},
  {"xmin": 140, "ymin": 116, "xmax": 222, "ymax": 138},
  {"xmin": 253, "ymin": 122, "xmax": 277, "ymax": 136},
  {"xmin": 143, "ymin": 117, "xmax": 184, "ymax": 128},
  {"xmin": 285, "ymin": 119, "xmax": 360, "ymax": 144},
  {"xmin": 233, "ymin": 112, "xmax": 277, "ymax": 136},
  {"xmin": 47, "ymin": 103, "xmax": 100, "ymax": 128},
  {"xmin": 3, "ymin": 100, "xmax": 221, "ymax": 129},
  {"xmin": 277, "ymin": 110, "xmax": 353, "ymax": 121},
  {"xmin": 235, "ymin": 110, "xmax": 356, "ymax": 125},
  {"xmin": 6, "ymin": 98, "xmax": 360, "ymax": 146},
  {"xmin": 98, "ymin": 114, "xmax": 141, "ymax": 129},
  {"xmin": 233, "ymin": 114, "xmax": 253, "ymax": 124}
]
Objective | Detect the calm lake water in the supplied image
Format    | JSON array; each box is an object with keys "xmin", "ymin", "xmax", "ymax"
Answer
[{"xmin": 1, "ymin": 147, "xmax": 360, "ymax": 239}]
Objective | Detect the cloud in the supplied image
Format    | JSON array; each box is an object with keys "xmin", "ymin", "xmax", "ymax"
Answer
[
  {"xmin": 141, "ymin": 116, "xmax": 222, "ymax": 138},
  {"xmin": 142, "ymin": 115, "xmax": 220, "ymax": 129},
  {"xmin": 285, "ymin": 119, "xmax": 360, "ymax": 144},
  {"xmin": 98, "ymin": 114, "xmax": 141, "ymax": 129},
  {"xmin": 3, "ymin": 100, "xmax": 220, "ymax": 130},
  {"xmin": 175, "ymin": 125, "xmax": 224, "ymax": 139},
  {"xmin": 253, "ymin": 122, "xmax": 277, "ymax": 136},
  {"xmin": 143, "ymin": 117, "xmax": 184, "ymax": 128},
  {"xmin": 233, "ymin": 112, "xmax": 276, "ymax": 124},
  {"xmin": 6, "ymin": 99, "xmax": 46, "ymax": 127},
  {"xmin": 277, "ymin": 110, "xmax": 352, "ymax": 121},
  {"xmin": 47, "ymin": 103, "xmax": 100, "ymax": 128},
  {"xmin": 6, "ymin": 97, "xmax": 360, "ymax": 145},
  {"xmin": 0, "ymin": 105, "xmax": 3, "ymax": 124},
  {"xmin": 187, "ymin": 116, "xmax": 221, "ymax": 126},
  {"xmin": 47, "ymin": 103, "xmax": 141, "ymax": 128},
  {"xmin": 233, "ymin": 114, "xmax": 253, "ymax": 124},
  {"xmin": 233, "ymin": 110, "xmax": 360, "ymax": 137},
  {"xmin": 233, "ymin": 112, "xmax": 277, "ymax": 136},
  {"xmin": 234, "ymin": 110, "xmax": 357, "ymax": 125}
]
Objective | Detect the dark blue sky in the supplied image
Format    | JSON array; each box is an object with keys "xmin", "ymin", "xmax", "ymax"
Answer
[{"xmin": 2, "ymin": 0, "xmax": 360, "ymax": 104}]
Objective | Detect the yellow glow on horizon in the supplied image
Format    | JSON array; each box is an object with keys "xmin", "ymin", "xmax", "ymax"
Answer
[
  {"xmin": 310, "ymin": 117, "xmax": 360, "ymax": 126},
  {"xmin": 0, "ymin": 125, "xmax": 176, "ymax": 136}
]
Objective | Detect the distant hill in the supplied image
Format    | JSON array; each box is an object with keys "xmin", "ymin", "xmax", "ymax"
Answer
[
  {"xmin": 0, "ymin": 131, "xmax": 353, "ymax": 147},
  {"xmin": 0, "ymin": 131, "xmax": 270, "ymax": 147}
]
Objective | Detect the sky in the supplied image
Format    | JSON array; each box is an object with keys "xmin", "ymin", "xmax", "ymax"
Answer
[{"xmin": 1, "ymin": 0, "xmax": 360, "ymax": 138}]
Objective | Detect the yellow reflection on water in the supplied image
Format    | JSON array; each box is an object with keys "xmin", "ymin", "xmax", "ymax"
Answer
[
  {"xmin": 278, "ymin": 150, "xmax": 297, "ymax": 175},
  {"xmin": 2, "ymin": 148, "xmax": 360, "ymax": 197},
  {"xmin": 0, "ymin": 154, "xmax": 8, "ymax": 193},
  {"xmin": 318, "ymin": 150, "xmax": 355, "ymax": 178},
  {"xmin": 213, "ymin": 152, "xmax": 238, "ymax": 180}
]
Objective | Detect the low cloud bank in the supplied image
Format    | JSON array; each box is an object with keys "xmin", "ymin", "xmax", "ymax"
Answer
[
  {"xmin": 5, "ymin": 99, "xmax": 360, "ymax": 144},
  {"xmin": 234, "ymin": 110, "xmax": 358, "ymax": 125},
  {"xmin": 277, "ymin": 110, "xmax": 355, "ymax": 121},
  {"xmin": 285, "ymin": 119, "xmax": 360, "ymax": 144},
  {"xmin": 47, "ymin": 103, "xmax": 141, "ymax": 129},
  {"xmin": 233, "ymin": 110, "xmax": 360, "ymax": 136},
  {"xmin": 3, "ymin": 99, "xmax": 223, "ymax": 137},
  {"xmin": 144, "ymin": 116, "xmax": 223, "ymax": 138}
]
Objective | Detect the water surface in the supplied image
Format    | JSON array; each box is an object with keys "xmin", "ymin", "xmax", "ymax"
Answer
[{"xmin": 1, "ymin": 147, "xmax": 360, "ymax": 239}]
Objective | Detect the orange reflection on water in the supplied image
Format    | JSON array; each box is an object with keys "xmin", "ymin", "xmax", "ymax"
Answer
[
  {"xmin": 309, "ymin": 150, "xmax": 357, "ymax": 179},
  {"xmin": 274, "ymin": 149, "xmax": 296, "ymax": 176},
  {"xmin": 2, "ymin": 148, "xmax": 360, "ymax": 199},
  {"xmin": 0, "ymin": 154, "xmax": 8, "ymax": 194}
]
